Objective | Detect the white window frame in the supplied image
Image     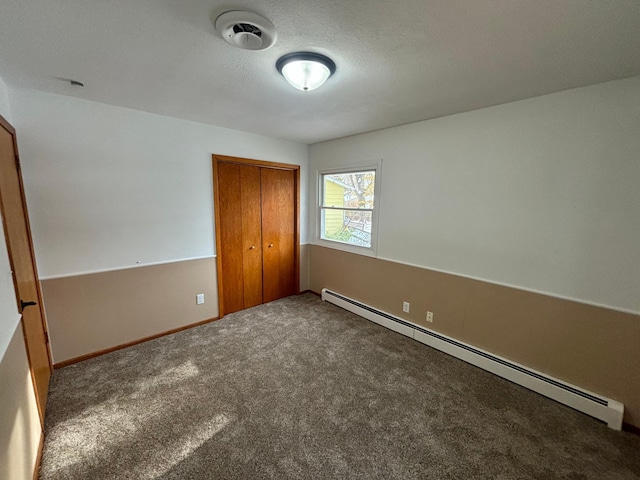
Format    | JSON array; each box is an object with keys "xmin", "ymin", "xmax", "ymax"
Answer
[{"xmin": 314, "ymin": 160, "xmax": 382, "ymax": 257}]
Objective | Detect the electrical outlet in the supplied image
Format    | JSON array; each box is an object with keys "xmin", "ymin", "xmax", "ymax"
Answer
[
  {"xmin": 196, "ymin": 293, "xmax": 205, "ymax": 305},
  {"xmin": 403, "ymin": 301, "xmax": 410, "ymax": 313},
  {"xmin": 426, "ymin": 311, "xmax": 433, "ymax": 323}
]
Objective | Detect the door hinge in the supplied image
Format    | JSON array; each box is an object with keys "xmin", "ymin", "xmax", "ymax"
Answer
[
  {"xmin": 15, "ymin": 155, "xmax": 20, "ymax": 170},
  {"xmin": 44, "ymin": 331, "xmax": 49, "ymax": 344}
]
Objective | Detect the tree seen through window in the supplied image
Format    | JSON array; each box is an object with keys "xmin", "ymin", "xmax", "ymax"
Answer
[{"xmin": 321, "ymin": 171, "xmax": 375, "ymax": 248}]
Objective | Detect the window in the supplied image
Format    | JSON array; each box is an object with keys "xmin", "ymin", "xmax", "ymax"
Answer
[{"xmin": 318, "ymin": 163, "xmax": 380, "ymax": 255}]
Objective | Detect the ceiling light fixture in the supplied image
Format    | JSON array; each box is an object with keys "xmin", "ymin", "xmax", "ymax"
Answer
[{"xmin": 276, "ymin": 52, "xmax": 336, "ymax": 92}]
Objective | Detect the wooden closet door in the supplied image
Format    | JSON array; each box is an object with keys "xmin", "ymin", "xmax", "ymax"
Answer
[
  {"xmin": 217, "ymin": 162, "xmax": 244, "ymax": 314},
  {"xmin": 261, "ymin": 168, "xmax": 295, "ymax": 303},
  {"xmin": 217, "ymin": 163, "xmax": 263, "ymax": 314},
  {"xmin": 239, "ymin": 166, "xmax": 263, "ymax": 308},
  {"xmin": 214, "ymin": 154, "xmax": 299, "ymax": 317}
]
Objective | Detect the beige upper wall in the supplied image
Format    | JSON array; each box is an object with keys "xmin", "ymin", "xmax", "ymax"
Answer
[{"xmin": 309, "ymin": 77, "xmax": 640, "ymax": 314}]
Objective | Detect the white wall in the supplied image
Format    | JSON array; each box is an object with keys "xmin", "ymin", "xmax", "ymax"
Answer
[
  {"xmin": 0, "ymin": 75, "xmax": 10, "ymax": 120},
  {"xmin": 8, "ymin": 89, "xmax": 309, "ymax": 279},
  {"xmin": 0, "ymin": 75, "xmax": 21, "ymax": 360},
  {"xmin": 0, "ymin": 215, "xmax": 19, "ymax": 361},
  {"xmin": 310, "ymin": 77, "xmax": 640, "ymax": 314}
]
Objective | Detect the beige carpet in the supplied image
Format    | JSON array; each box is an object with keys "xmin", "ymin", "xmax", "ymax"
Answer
[{"xmin": 40, "ymin": 293, "xmax": 640, "ymax": 479}]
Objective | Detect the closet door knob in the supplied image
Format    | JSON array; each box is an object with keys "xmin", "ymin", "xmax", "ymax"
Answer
[
  {"xmin": 249, "ymin": 246, "xmax": 255, "ymax": 250},
  {"xmin": 268, "ymin": 243, "xmax": 274, "ymax": 248}
]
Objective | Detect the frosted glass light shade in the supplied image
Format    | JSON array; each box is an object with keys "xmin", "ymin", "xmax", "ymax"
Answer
[
  {"xmin": 282, "ymin": 60, "xmax": 330, "ymax": 91},
  {"xmin": 276, "ymin": 52, "xmax": 336, "ymax": 91}
]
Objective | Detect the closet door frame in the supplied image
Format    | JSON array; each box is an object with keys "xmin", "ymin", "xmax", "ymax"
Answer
[{"xmin": 212, "ymin": 154, "xmax": 300, "ymax": 318}]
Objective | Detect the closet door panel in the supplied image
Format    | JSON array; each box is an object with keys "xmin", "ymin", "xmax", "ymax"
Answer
[
  {"xmin": 217, "ymin": 162, "xmax": 244, "ymax": 314},
  {"xmin": 261, "ymin": 168, "xmax": 295, "ymax": 303},
  {"xmin": 276, "ymin": 170, "xmax": 295, "ymax": 298},
  {"xmin": 240, "ymin": 165, "xmax": 263, "ymax": 308},
  {"xmin": 261, "ymin": 168, "xmax": 280, "ymax": 303}
]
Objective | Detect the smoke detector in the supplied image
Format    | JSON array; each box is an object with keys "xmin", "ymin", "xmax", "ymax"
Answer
[{"xmin": 214, "ymin": 11, "xmax": 277, "ymax": 51}]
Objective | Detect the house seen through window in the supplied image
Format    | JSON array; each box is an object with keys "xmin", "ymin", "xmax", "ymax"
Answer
[{"xmin": 320, "ymin": 170, "xmax": 376, "ymax": 249}]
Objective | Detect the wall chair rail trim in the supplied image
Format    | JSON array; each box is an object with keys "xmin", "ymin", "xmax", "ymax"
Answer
[{"xmin": 39, "ymin": 255, "xmax": 217, "ymax": 280}]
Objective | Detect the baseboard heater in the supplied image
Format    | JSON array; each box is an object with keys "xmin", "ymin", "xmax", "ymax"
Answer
[{"xmin": 321, "ymin": 288, "xmax": 624, "ymax": 430}]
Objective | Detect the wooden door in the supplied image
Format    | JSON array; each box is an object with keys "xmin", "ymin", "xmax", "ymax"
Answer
[
  {"xmin": 216, "ymin": 162, "xmax": 263, "ymax": 314},
  {"xmin": 240, "ymin": 166, "xmax": 263, "ymax": 309},
  {"xmin": 213, "ymin": 154, "xmax": 300, "ymax": 317},
  {"xmin": 261, "ymin": 168, "xmax": 296, "ymax": 303},
  {"xmin": 0, "ymin": 116, "xmax": 51, "ymax": 424}
]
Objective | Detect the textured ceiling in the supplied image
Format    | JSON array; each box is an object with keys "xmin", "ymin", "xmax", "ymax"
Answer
[{"xmin": 1, "ymin": 0, "xmax": 639, "ymax": 144}]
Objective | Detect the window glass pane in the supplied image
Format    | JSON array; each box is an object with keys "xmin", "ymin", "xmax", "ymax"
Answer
[
  {"xmin": 322, "ymin": 171, "xmax": 375, "ymax": 209},
  {"xmin": 321, "ymin": 209, "xmax": 372, "ymax": 247}
]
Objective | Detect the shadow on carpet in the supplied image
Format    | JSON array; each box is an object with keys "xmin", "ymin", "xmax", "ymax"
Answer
[{"xmin": 40, "ymin": 294, "xmax": 640, "ymax": 479}]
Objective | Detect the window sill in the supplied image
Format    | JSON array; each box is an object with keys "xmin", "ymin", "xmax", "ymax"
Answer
[{"xmin": 311, "ymin": 238, "xmax": 378, "ymax": 258}]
